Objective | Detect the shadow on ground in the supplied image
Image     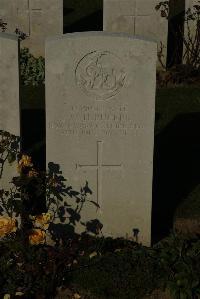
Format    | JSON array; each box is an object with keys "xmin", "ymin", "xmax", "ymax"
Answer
[{"xmin": 152, "ymin": 112, "xmax": 200, "ymax": 244}]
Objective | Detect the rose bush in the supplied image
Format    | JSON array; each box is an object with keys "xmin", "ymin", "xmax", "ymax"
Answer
[
  {"xmin": 30, "ymin": 213, "xmax": 52, "ymax": 230},
  {"xmin": 0, "ymin": 130, "xmax": 103, "ymax": 298}
]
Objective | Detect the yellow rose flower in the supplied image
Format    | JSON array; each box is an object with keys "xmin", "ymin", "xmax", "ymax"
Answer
[
  {"xmin": 29, "ymin": 229, "xmax": 46, "ymax": 245},
  {"xmin": 31, "ymin": 213, "xmax": 52, "ymax": 230},
  {"xmin": 15, "ymin": 292, "xmax": 24, "ymax": 296},
  {"xmin": 74, "ymin": 293, "xmax": 81, "ymax": 299},
  {"xmin": 17, "ymin": 155, "xmax": 33, "ymax": 173},
  {"xmin": 0, "ymin": 217, "xmax": 17, "ymax": 237},
  {"xmin": 19, "ymin": 155, "xmax": 33, "ymax": 167}
]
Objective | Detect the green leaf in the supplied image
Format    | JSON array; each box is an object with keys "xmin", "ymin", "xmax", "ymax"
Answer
[{"xmin": 7, "ymin": 152, "xmax": 16, "ymax": 164}]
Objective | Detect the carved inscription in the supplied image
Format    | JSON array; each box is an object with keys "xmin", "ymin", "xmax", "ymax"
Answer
[
  {"xmin": 75, "ymin": 51, "xmax": 126, "ymax": 101},
  {"xmin": 49, "ymin": 105, "xmax": 144, "ymax": 136}
]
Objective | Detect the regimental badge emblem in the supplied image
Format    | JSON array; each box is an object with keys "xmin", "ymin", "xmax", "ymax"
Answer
[{"xmin": 75, "ymin": 51, "xmax": 126, "ymax": 101}]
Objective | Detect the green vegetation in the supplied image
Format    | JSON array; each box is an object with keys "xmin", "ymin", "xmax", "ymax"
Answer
[
  {"xmin": 20, "ymin": 48, "xmax": 45, "ymax": 86},
  {"xmin": 0, "ymin": 133, "xmax": 100, "ymax": 298},
  {"xmin": 68, "ymin": 234, "xmax": 200, "ymax": 299}
]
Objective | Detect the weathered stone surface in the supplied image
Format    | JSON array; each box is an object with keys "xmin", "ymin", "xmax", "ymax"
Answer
[
  {"xmin": 0, "ymin": 33, "xmax": 20, "ymax": 192},
  {"xmin": 103, "ymin": 0, "xmax": 168, "ymax": 68},
  {"xmin": 0, "ymin": 0, "xmax": 63, "ymax": 57},
  {"xmin": 46, "ymin": 32, "xmax": 157, "ymax": 246}
]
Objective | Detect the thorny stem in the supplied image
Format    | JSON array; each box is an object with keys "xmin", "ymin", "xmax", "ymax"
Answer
[{"xmin": 157, "ymin": 1, "xmax": 200, "ymax": 69}]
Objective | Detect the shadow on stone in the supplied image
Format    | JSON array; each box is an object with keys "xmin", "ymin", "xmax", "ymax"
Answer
[{"xmin": 64, "ymin": 10, "xmax": 103, "ymax": 33}]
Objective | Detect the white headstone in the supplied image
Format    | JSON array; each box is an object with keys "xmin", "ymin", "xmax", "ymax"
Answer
[
  {"xmin": 0, "ymin": 33, "xmax": 20, "ymax": 191},
  {"xmin": 103, "ymin": 0, "xmax": 168, "ymax": 68},
  {"xmin": 0, "ymin": 0, "xmax": 63, "ymax": 57},
  {"xmin": 46, "ymin": 32, "xmax": 157, "ymax": 246}
]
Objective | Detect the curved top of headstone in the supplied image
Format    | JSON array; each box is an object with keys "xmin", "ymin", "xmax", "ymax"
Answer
[
  {"xmin": 0, "ymin": 32, "xmax": 19, "ymax": 41},
  {"xmin": 46, "ymin": 31, "xmax": 157, "ymax": 44}
]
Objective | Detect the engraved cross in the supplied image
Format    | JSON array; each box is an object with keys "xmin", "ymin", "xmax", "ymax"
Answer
[
  {"xmin": 16, "ymin": 0, "xmax": 42, "ymax": 36},
  {"xmin": 123, "ymin": 0, "xmax": 151, "ymax": 34},
  {"xmin": 76, "ymin": 141, "xmax": 122, "ymax": 208}
]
